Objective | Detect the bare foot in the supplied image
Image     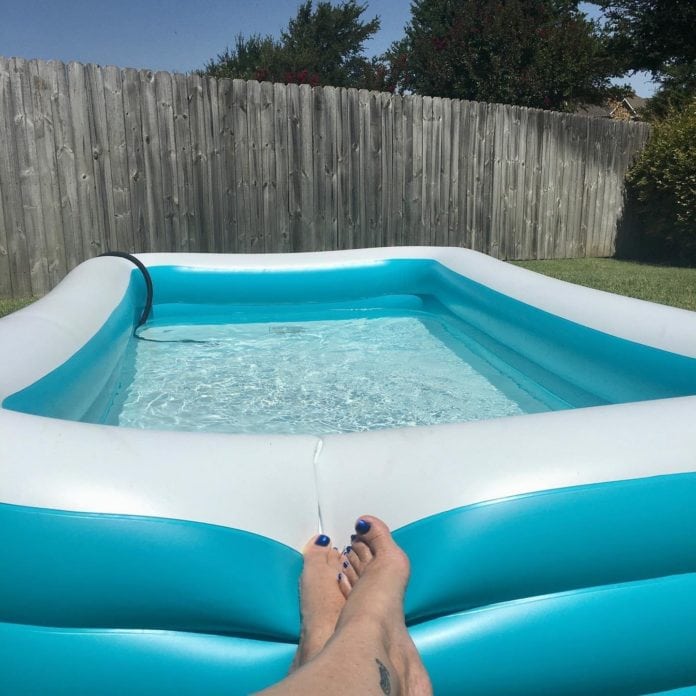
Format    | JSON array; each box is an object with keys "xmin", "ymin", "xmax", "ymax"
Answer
[
  {"xmin": 338, "ymin": 516, "xmax": 433, "ymax": 696},
  {"xmin": 291, "ymin": 534, "xmax": 346, "ymax": 671}
]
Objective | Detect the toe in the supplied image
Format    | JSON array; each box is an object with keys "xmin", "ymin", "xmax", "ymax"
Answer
[
  {"xmin": 346, "ymin": 540, "xmax": 370, "ymax": 566},
  {"xmin": 353, "ymin": 516, "xmax": 393, "ymax": 552},
  {"xmin": 341, "ymin": 556, "xmax": 358, "ymax": 585},
  {"xmin": 354, "ymin": 516, "xmax": 410, "ymax": 575},
  {"xmin": 337, "ymin": 570, "xmax": 352, "ymax": 598},
  {"xmin": 302, "ymin": 533, "xmax": 333, "ymax": 558}
]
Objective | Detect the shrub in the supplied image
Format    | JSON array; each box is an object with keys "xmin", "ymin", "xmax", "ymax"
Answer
[{"xmin": 625, "ymin": 100, "xmax": 696, "ymax": 265}]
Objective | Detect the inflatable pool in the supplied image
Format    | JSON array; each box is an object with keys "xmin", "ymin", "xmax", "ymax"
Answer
[{"xmin": 1, "ymin": 247, "xmax": 695, "ymax": 695}]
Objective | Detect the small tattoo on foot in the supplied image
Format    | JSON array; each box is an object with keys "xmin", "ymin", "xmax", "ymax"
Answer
[{"xmin": 375, "ymin": 658, "xmax": 391, "ymax": 694}]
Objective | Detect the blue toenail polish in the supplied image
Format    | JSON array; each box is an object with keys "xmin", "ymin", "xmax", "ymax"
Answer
[
  {"xmin": 355, "ymin": 519, "xmax": 371, "ymax": 534},
  {"xmin": 343, "ymin": 560, "xmax": 349, "ymax": 569},
  {"xmin": 337, "ymin": 573, "xmax": 342, "ymax": 582},
  {"xmin": 315, "ymin": 534, "xmax": 330, "ymax": 547},
  {"xmin": 343, "ymin": 545, "xmax": 352, "ymax": 555},
  {"xmin": 350, "ymin": 534, "xmax": 357, "ymax": 541}
]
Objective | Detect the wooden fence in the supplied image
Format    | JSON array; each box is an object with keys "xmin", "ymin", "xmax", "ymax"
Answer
[{"xmin": 0, "ymin": 56, "xmax": 651, "ymax": 298}]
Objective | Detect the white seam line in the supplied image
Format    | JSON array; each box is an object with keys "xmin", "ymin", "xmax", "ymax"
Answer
[{"xmin": 312, "ymin": 437, "xmax": 325, "ymax": 534}]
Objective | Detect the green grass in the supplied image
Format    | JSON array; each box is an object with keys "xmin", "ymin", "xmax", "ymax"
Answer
[
  {"xmin": 0, "ymin": 297, "xmax": 36, "ymax": 318},
  {"xmin": 512, "ymin": 258, "xmax": 696, "ymax": 312}
]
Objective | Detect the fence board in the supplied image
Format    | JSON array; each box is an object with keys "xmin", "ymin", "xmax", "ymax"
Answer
[
  {"xmin": 85, "ymin": 63, "xmax": 114, "ymax": 254},
  {"xmin": 189, "ymin": 73, "xmax": 213, "ymax": 252},
  {"xmin": 0, "ymin": 57, "xmax": 652, "ymax": 297},
  {"xmin": 272, "ymin": 82, "xmax": 290, "ymax": 252},
  {"xmin": 218, "ymin": 78, "xmax": 236, "ymax": 251},
  {"xmin": 154, "ymin": 71, "xmax": 178, "ymax": 252},
  {"xmin": 138, "ymin": 69, "xmax": 164, "ymax": 251},
  {"xmin": 11, "ymin": 57, "xmax": 49, "ymax": 293},
  {"xmin": 246, "ymin": 79, "xmax": 262, "ymax": 251},
  {"xmin": 206, "ymin": 77, "xmax": 223, "ymax": 253},
  {"xmin": 260, "ymin": 81, "xmax": 277, "ymax": 252},
  {"xmin": 31, "ymin": 59, "xmax": 67, "ymax": 284},
  {"xmin": 121, "ymin": 68, "xmax": 148, "ymax": 253},
  {"xmin": 171, "ymin": 73, "xmax": 194, "ymax": 251},
  {"xmin": 102, "ymin": 65, "xmax": 134, "ymax": 253}
]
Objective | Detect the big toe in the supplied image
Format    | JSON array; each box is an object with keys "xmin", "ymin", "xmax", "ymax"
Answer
[
  {"xmin": 302, "ymin": 534, "xmax": 339, "ymax": 564},
  {"xmin": 354, "ymin": 516, "xmax": 409, "ymax": 572}
]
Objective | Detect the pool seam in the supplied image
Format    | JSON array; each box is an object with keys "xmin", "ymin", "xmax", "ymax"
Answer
[{"xmin": 312, "ymin": 438, "xmax": 325, "ymax": 534}]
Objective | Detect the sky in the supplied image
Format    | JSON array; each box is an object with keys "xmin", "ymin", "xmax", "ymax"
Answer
[{"xmin": 0, "ymin": 0, "xmax": 657, "ymax": 97}]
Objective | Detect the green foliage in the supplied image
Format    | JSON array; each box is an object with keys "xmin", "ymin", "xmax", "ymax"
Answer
[
  {"xmin": 624, "ymin": 100, "xmax": 696, "ymax": 265},
  {"xmin": 203, "ymin": 1, "xmax": 380, "ymax": 88},
  {"xmin": 595, "ymin": 0, "xmax": 696, "ymax": 118},
  {"xmin": 204, "ymin": 34, "xmax": 284, "ymax": 82},
  {"xmin": 383, "ymin": 0, "xmax": 621, "ymax": 110},
  {"xmin": 595, "ymin": 0, "xmax": 696, "ymax": 76}
]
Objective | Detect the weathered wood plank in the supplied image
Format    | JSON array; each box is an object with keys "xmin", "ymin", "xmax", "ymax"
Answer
[
  {"xmin": 154, "ymin": 70, "xmax": 179, "ymax": 251},
  {"xmin": 206, "ymin": 76, "xmax": 223, "ymax": 252},
  {"xmin": 445, "ymin": 97, "xmax": 459, "ymax": 247},
  {"xmin": 391, "ymin": 92, "xmax": 405, "ymax": 247},
  {"xmin": 323, "ymin": 86, "xmax": 339, "ymax": 250},
  {"xmin": 102, "ymin": 65, "xmax": 134, "ymax": 253},
  {"xmin": 85, "ymin": 62, "xmax": 114, "ymax": 253},
  {"xmin": 232, "ymin": 79, "xmax": 251, "ymax": 251},
  {"xmin": 459, "ymin": 100, "xmax": 475, "ymax": 249},
  {"xmin": 478, "ymin": 102, "xmax": 496, "ymax": 254},
  {"xmin": 312, "ymin": 86, "xmax": 328, "ymax": 249},
  {"xmin": 298, "ymin": 84, "xmax": 314, "ymax": 251},
  {"xmin": 357, "ymin": 88, "xmax": 370, "ymax": 249},
  {"xmin": 273, "ymin": 81, "xmax": 290, "ymax": 251},
  {"xmin": 246, "ymin": 79, "xmax": 262, "ymax": 251},
  {"xmin": 138, "ymin": 69, "xmax": 164, "ymax": 251},
  {"xmin": 286, "ymin": 82, "xmax": 302, "ymax": 251},
  {"xmin": 337, "ymin": 87, "xmax": 352, "ymax": 249},
  {"xmin": 11, "ymin": 57, "xmax": 49, "ymax": 293},
  {"xmin": 421, "ymin": 96, "xmax": 434, "ymax": 245},
  {"xmin": 432, "ymin": 96, "xmax": 447, "ymax": 246},
  {"xmin": 217, "ymin": 78, "xmax": 237, "ymax": 252},
  {"xmin": 171, "ymin": 73, "xmax": 194, "ymax": 251},
  {"xmin": 259, "ymin": 81, "xmax": 277, "ymax": 252},
  {"xmin": 31, "ymin": 60, "xmax": 67, "ymax": 283},
  {"xmin": 380, "ymin": 91, "xmax": 393, "ymax": 246},
  {"xmin": 188, "ymin": 73, "xmax": 211, "ymax": 252},
  {"xmin": 347, "ymin": 87, "xmax": 361, "ymax": 248},
  {"xmin": 509, "ymin": 105, "xmax": 527, "ymax": 259},
  {"xmin": 121, "ymin": 68, "xmax": 148, "ymax": 253},
  {"xmin": 0, "ymin": 56, "xmax": 22, "ymax": 295}
]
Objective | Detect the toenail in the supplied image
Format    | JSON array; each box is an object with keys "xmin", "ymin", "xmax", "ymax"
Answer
[
  {"xmin": 342, "ymin": 560, "xmax": 349, "ymax": 569},
  {"xmin": 355, "ymin": 519, "xmax": 371, "ymax": 534},
  {"xmin": 315, "ymin": 534, "xmax": 330, "ymax": 547},
  {"xmin": 350, "ymin": 534, "xmax": 357, "ymax": 541},
  {"xmin": 337, "ymin": 573, "xmax": 342, "ymax": 582},
  {"xmin": 343, "ymin": 545, "xmax": 352, "ymax": 555}
]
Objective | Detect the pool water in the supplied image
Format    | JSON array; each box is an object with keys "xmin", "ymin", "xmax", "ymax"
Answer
[
  {"xmin": 105, "ymin": 314, "xmax": 555, "ymax": 435},
  {"xmin": 9, "ymin": 258, "xmax": 696, "ymax": 431}
]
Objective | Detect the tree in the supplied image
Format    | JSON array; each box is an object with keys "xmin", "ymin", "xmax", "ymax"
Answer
[
  {"xmin": 203, "ymin": 1, "xmax": 380, "ymax": 88},
  {"xmin": 280, "ymin": 0, "xmax": 380, "ymax": 87},
  {"xmin": 204, "ymin": 34, "xmax": 284, "ymax": 82},
  {"xmin": 593, "ymin": 0, "xmax": 696, "ymax": 118},
  {"xmin": 384, "ymin": 0, "xmax": 625, "ymax": 110},
  {"xmin": 621, "ymin": 99, "xmax": 696, "ymax": 264}
]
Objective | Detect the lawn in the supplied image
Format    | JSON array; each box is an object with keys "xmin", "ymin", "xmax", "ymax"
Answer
[
  {"xmin": 0, "ymin": 297, "xmax": 36, "ymax": 318},
  {"xmin": 1, "ymin": 258, "xmax": 695, "ymax": 318},
  {"xmin": 512, "ymin": 258, "xmax": 696, "ymax": 312}
]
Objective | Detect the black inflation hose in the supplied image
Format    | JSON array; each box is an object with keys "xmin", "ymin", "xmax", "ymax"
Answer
[{"xmin": 99, "ymin": 251, "xmax": 153, "ymax": 328}]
